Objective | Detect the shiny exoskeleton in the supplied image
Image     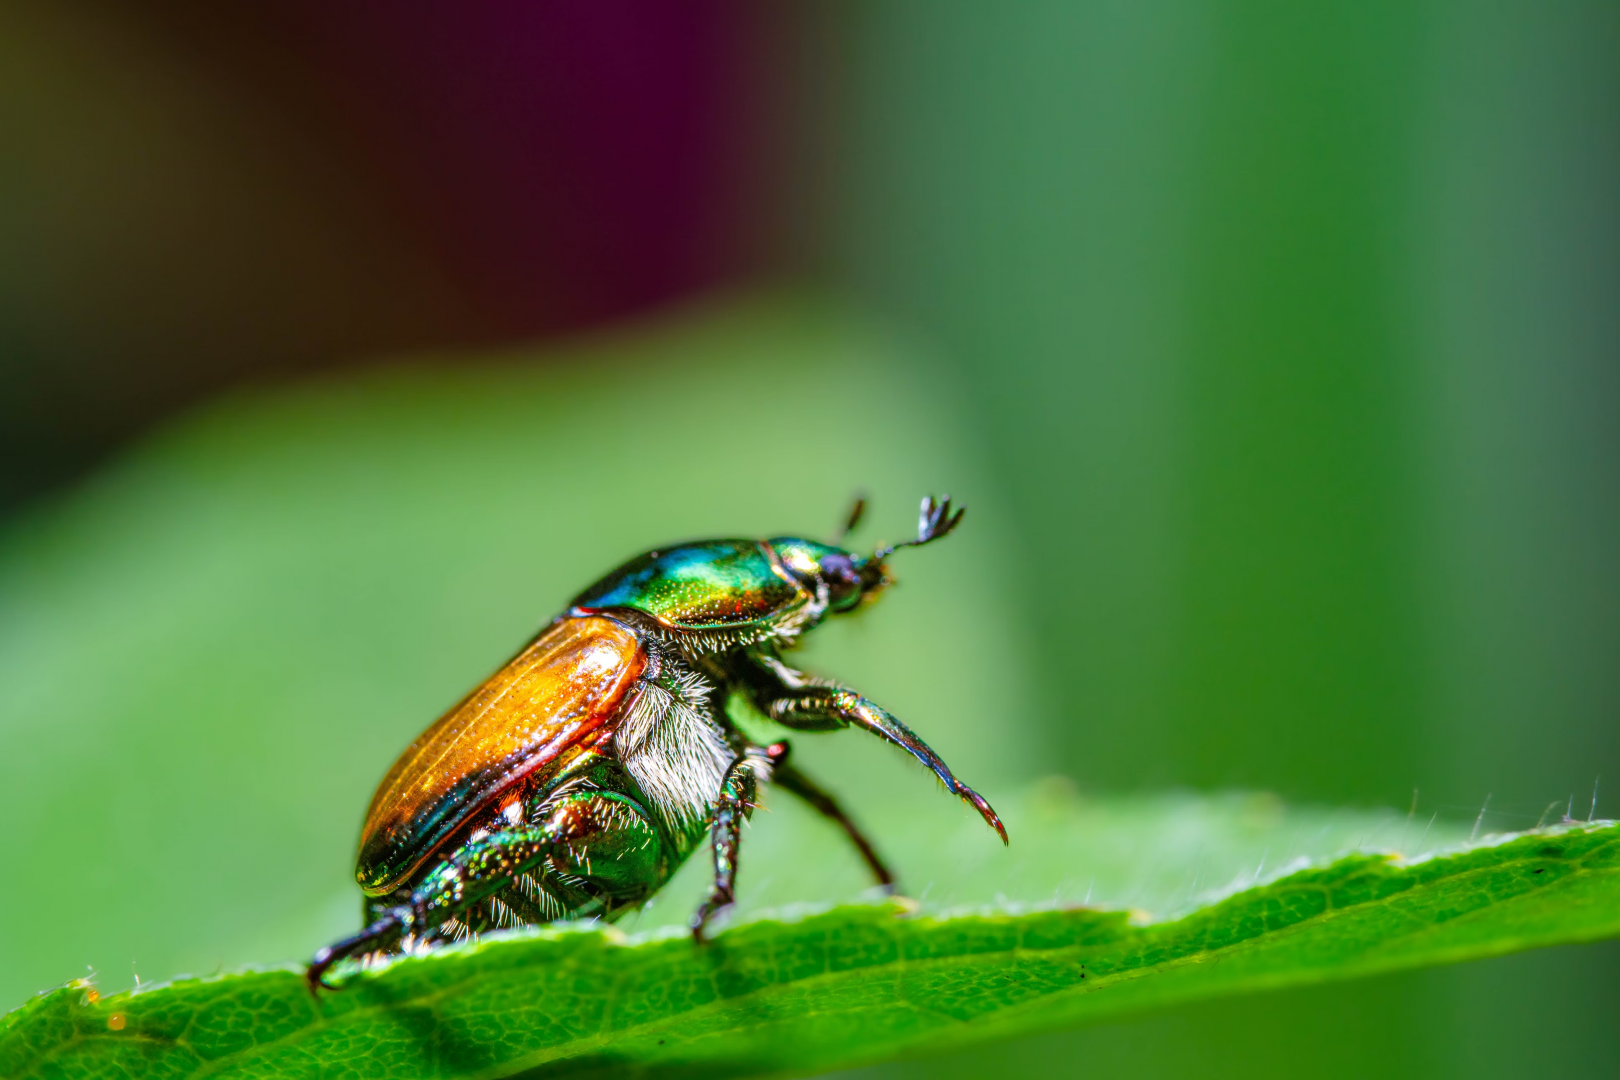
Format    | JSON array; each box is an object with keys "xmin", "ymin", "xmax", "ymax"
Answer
[{"xmin": 307, "ymin": 496, "xmax": 1004, "ymax": 992}]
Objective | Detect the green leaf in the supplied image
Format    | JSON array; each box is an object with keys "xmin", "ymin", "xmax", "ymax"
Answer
[
  {"xmin": 0, "ymin": 298, "xmax": 1040, "ymax": 1012},
  {"xmin": 3, "ymin": 299, "xmax": 1616, "ymax": 1077},
  {"xmin": 5, "ymin": 804, "xmax": 1617, "ymax": 1080}
]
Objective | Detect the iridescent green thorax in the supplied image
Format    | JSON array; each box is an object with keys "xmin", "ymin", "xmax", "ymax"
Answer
[
  {"xmin": 570, "ymin": 539, "xmax": 808, "ymax": 630},
  {"xmin": 766, "ymin": 537, "xmax": 844, "ymax": 578}
]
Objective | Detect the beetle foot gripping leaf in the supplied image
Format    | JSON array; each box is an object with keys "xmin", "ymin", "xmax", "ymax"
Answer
[
  {"xmin": 306, "ymin": 914, "xmax": 405, "ymax": 994},
  {"xmin": 309, "ymin": 496, "xmax": 1003, "ymax": 988}
]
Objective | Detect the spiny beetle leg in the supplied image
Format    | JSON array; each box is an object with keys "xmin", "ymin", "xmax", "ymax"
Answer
[
  {"xmin": 306, "ymin": 792, "xmax": 661, "ymax": 993},
  {"xmin": 751, "ymin": 656, "xmax": 1007, "ymax": 845},
  {"xmin": 307, "ymin": 914, "xmax": 405, "ymax": 995},
  {"xmin": 771, "ymin": 688, "xmax": 1007, "ymax": 843},
  {"xmin": 771, "ymin": 750, "xmax": 896, "ymax": 889},
  {"xmin": 691, "ymin": 750, "xmax": 771, "ymax": 942}
]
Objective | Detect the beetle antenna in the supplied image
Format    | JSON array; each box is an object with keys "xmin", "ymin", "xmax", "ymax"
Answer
[
  {"xmin": 839, "ymin": 493, "xmax": 868, "ymax": 541},
  {"xmin": 873, "ymin": 495, "xmax": 965, "ymax": 560}
]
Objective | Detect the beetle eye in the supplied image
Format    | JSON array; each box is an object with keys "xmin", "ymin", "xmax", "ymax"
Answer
[{"xmin": 821, "ymin": 554, "xmax": 862, "ymax": 609}]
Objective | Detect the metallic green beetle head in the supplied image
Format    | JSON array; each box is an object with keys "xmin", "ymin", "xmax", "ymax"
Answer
[
  {"xmin": 767, "ymin": 538, "xmax": 886, "ymax": 615},
  {"xmin": 568, "ymin": 495, "xmax": 966, "ymax": 638},
  {"xmin": 771, "ymin": 495, "xmax": 966, "ymax": 617}
]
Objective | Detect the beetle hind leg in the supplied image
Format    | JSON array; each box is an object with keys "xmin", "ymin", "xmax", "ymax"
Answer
[
  {"xmin": 307, "ymin": 905, "xmax": 425, "ymax": 993},
  {"xmin": 306, "ymin": 789, "xmax": 667, "ymax": 994}
]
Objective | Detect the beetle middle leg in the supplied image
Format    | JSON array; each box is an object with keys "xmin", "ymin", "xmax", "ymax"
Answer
[
  {"xmin": 744, "ymin": 653, "xmax": 1007, "ymax": 844},
  {"xmin": 308, "ymin": 789, "xmax": 663, "ymax": 993},
  {"xmin": 690, "ymin": 747, "xmax": 774, "ymax": 942}
]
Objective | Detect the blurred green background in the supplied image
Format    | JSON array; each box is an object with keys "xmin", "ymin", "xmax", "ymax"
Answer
[{"xmin": 2, "ymin": 2, "xmax": 1617, "ymax": 1078}]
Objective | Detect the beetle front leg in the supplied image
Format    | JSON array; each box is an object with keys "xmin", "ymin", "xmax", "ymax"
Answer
[
  {"xmin": 748, "ymin": 654, "xmax": 1008, "ymax": 844},
  {"xmin": 691, "ymin": 747, "xmax": 773, "ymax": 942}
]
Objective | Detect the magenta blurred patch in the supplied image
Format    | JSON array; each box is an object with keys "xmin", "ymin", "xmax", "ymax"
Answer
[{"xmin": 266, "ymin": 0, "xmax": 757, "ymax": 334}]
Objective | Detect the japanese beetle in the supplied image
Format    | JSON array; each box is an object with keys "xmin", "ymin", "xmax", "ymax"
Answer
[{"xmin": 307, "ymin": 496, "xmax": 1004, "ymax": 992}]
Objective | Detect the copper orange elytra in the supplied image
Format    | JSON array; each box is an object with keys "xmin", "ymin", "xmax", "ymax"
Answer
[{"xmin": 307, "ymin": 496, "xmax": 1005, "ymax": 992}]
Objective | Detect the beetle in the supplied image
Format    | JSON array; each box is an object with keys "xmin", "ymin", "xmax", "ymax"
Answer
[{"xmin": 306, "ymin": 495, "xmax": 1005, "ymax": 992}]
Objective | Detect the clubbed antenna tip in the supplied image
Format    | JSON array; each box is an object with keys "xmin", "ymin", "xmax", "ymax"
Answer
[
  {"xmin": 874, "ymin": 495, "xmax": 965, "ymax": 560},
  {"xmin": 916, "ymin": 494, "xmax": 965, "ymax": 545}
]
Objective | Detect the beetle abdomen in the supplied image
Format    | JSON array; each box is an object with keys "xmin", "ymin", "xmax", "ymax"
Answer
[{"xmin": 355, "ymin": 616, "xmax": 646, "ymax": 894}]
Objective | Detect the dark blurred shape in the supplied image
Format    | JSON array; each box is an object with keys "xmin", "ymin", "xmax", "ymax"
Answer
[
  {"xmin": 0, "ymin": 0, "xmax": 783, "ymax": 514},
  {"xmin": 225, "ymin": 1, "xmax": 757, "ymax": 331}
]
